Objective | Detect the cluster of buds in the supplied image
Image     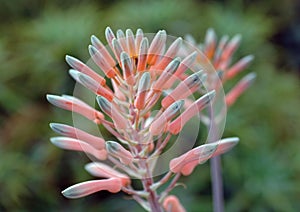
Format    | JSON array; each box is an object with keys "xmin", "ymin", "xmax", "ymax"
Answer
[{"xmin": 47, "ymin": 27, "xmax": 254, "ymax": 212}]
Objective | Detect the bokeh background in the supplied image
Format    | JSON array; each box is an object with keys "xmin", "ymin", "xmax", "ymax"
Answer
[{"xmin": 1, "ymin": 0, "xmax": 300, "ymax": 211}]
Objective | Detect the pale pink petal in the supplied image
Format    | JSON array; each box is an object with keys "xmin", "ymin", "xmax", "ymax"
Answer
[
  {"xmin": 91, "ymin": 35, "xmax": 117, "ymax": 69},
  {"xmin": 89, "ymin": 45, "xmax": 117, "ymax": 78},
  {"xmin": 50, "ymin": 137, "xmax": 107, "ymax": 160},
  {"xmin": 46, "ymin": 94, "xmax": 104, "ymax": 124},
  {"xmin": 62, "ymin": 178, "xmax": 122, "ymax": 199},
  {"xmin": 65, "ymin": 55, "xmax": 106, "ymax": 86},
  {"xmin": 96, "ymin": 96, "xmax": 129, "ymax": 130},
  {"xmin": 169, "ymin": 138, "xmax": 239, "ymax": 175},
  {"xmin": 69, "ymin": 70, "xmax": 114, "ymax": 101},
  {"xmin": 49, "ymin": 123, "xmax": 105, "ymax": 149},
  {"xmin": 106, "ymin": 141, "xmax": 133, "ymax": 165},
  {"xmin": 85, "ymin": 162, "xmax": 130, "ymax": 186}
]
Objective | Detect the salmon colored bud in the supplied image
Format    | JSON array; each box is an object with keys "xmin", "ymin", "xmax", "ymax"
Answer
[
  {"xmin": 96, "ymin": 96, "xmax": 129, "ymax": 130},
  {"xmin": 105, "ymin": 27, "xmax": 116, "ymax": 49},
  {"xmin": 135, "ymin": 28, "xmax": 144, "ymax": 56},
  {"xmin": 168, "ymin": 91, "xmax": 215, "ymax": 135},
  {"xmin": 225, "ymin": 55, "xmax": 254, "ymax": 79},
  {"xmin": 112, "ymin": 38, "xmax": 124, "ymax": 63},
  {"xmin": 62, "ymin": 178, "xmax": 122, "ymax": 199},
  {"xmin": 85, "ymin": 162, "xmax": 130, "ymax": 186},
  {"xmin": 147, "ymin": 30, "xmax": 167, "ymax": 66},
  {"xmin": 150, "ymin": 100, "xmax": 184, "ymax": 135},
  {"xmin": 152, "ymin": 57, "xmax": 181, "ymax": 91},
  {"xmin": 161, "ymin": 71, "xmax": 206, "ymax": 108},
  {"xmin": 126, "ymin": 29, "xmax": 136, "ymax": 57},
  {"xmin": 88, "ymin": 45, "xmax": 116, "ymax": 78},
  {"xmin": 50, "ymin": 137, "xmax": 107, "ymax": 160},
  {"xmin": 65, "ymin": 55, "xmax": 106, "ymax": 86},
  {"xmin": 46, "ymin": 94, "xmax": 104, "ymax": 123},
  {"xmin": 155, "ymin": 37, "xmax": 182, "ymax": 71},
  {"xmin": 170, "ymin": 138, "xmax": 239, "ymax": 175},
  {"xmin": 221, "ymin": 34, "xmax": 241, "ymax": 61},
  {"xmin": 134, "ymin": 72, "xmax": 151, "ymax": 110},
  {"xmin": 106, "ymin": 141, "xmax": 133, "ymax": 165},
  {"xmin": 50, "ymin": 123, "xmax": 105, "ymax": 149},
  {"xmin": 120, "ymin": 51, "xmax": 134, "ymax": 85},
  {"xmin": 226, "ymin": 72, "xmax": 256, "ymax": 107},
  {"xmin": 204, "ymin": 28, "xmax": 217, "ymax": 60},
  {"xmin": 163, "ymin": 195, "xmax": 186, "ymax": 212},
  {"xmin": 137, "ymin": 38, "xmax": 149, "ymax": 72},
  {"xmin": 116, "ymin": 29, "xmax": 127, "ymax": 52},
  {"xmin": 90, "ymin": 35, "xmax": 116, "ymax": 69},
  {"xmin": 69, "ymin": 70, "xmax": 114, "ymax": 101}
]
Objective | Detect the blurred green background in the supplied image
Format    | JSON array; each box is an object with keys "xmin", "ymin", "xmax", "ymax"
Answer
[{"xmin": 1, "ymin": 0, "xmax": 300, "ymax": 211}]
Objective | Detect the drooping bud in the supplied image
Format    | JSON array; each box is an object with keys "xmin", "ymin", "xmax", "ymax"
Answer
[
  {"xmin": 62, "ymin": 178, "xmax": 122, "ymax": 199},
  {"xmin": 135, "ymin": 28, "xmax": 144, "ymax": 56},
  {"xmin": 134, "ymin": 72, "xmax": 151, "ymax": 110},
  {"xmin": 204, "ymin": 28, "xmax": 217, "ymax": 60}
]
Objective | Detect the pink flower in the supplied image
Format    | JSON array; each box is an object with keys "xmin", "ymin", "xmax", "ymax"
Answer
[{"xmin": 48, "ymin": 27, "xmax": 253, "ymax": 211}]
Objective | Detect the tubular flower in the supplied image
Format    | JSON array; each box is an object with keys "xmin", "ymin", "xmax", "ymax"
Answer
[{"xmin": 48, "ymin": 27, "xmax": 253, "ymax": 212}]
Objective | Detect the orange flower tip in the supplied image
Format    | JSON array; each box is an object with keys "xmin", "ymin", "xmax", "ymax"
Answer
[{"xmin": 61, "ymin": 178, "xmax": 122, "ymax": 199}]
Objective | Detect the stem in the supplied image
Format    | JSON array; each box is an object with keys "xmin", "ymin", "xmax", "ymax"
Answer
[
  {"xmin": 207, "ymin": 103, "xmax": 224, "ymax": 212},
  {"xmin": 210, "ymin": 156, "xmax": 224, "ymax": 212}
]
